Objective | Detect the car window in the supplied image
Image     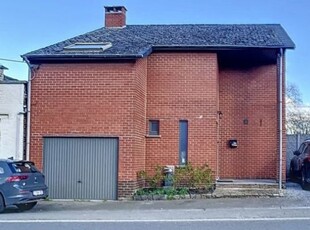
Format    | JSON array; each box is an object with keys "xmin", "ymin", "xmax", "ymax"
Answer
[
  {"xmin": 9, "ymin": 162, "xmax": 38, "ymax": 173},
  {"xmin": 304, "ymin": 145, "xmax": 310, "ymax": 154},
  {"xmin": 299, "ymin": 143, "xmax": 306, "ymax": 154},
  {"xmin": 0, "ymin": 167, "xmax": 4, "ymax": 174}
]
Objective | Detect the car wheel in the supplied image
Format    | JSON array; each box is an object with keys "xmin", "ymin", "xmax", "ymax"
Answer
[
  {"xmin": 0, "ymin": 194, "xmax": 5, "ymax": 213},
  {"xmin": 16, "ymin": 202, "xmax": 37, "ymax": 212},
  {"xmin": 301, "ymin": 167, "xmax": 309, "ymax": 190}
]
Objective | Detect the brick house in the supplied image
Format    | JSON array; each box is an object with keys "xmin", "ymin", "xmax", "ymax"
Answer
[{"xmin": 23, "ymin": 6, "xmax": 294, "ymax": 199}]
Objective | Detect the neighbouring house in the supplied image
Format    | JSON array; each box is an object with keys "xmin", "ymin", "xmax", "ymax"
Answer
[
  {"xmin": 0, "ymin": 65, "xmax": 27, "ymax": 160},
  {"xmin": 22, "ymin": 6, "xmax": 295, "ymax": 200}
]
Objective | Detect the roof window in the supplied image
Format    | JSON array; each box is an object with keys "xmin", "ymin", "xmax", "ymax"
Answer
[{"xmin": 64, "ymin": 42, "xmax": 112, "ymax": 51}]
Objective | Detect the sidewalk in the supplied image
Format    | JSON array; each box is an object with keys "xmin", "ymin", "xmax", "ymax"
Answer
[
  {"xmin": 1, "ymin": 182, "xmax": 309, "ymax": 221},
  {"xmin": 34, "ymin": 181, "xmax": 310, "ymax": 211}
]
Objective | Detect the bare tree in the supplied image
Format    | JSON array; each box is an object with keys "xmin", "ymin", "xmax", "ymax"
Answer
[
  {"xmin": 286, "ymin": 82, "xmax": 310, "ymax": 134},
  {"xmin": 286, "ymin": 82, "xmax": 302, "ymax": 105}
]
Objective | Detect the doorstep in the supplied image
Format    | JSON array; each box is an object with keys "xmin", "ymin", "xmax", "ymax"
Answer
[{"xmin": 213, "ymin": 179, "xmax": 283, "ymax": 198}]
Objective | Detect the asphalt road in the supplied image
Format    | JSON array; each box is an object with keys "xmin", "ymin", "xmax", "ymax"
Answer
[
  {"xmin": 0, "ymin": 182, "xmax": 309, "ymax": 229},
  {"xmin": 1, "ymin": 219, "xmax": 309, "ymax": 230}
]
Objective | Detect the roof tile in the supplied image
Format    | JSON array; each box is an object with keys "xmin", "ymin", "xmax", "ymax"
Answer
[{"xmin": 24, "ymin": 24, "xmax": 295, "ymax": 60}]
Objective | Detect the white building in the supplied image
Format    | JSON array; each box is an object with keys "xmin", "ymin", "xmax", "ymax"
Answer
[{"xmin": 0, "ymin": 65, "xmax": 27, "ymax": 160}]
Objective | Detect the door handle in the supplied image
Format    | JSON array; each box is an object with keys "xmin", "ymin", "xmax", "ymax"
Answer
[{"xmin": 77, "ymin": 180, "xmax": 82, "ymax": 183}]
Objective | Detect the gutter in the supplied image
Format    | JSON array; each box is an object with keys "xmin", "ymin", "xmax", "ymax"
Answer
[
  {"xmin": 278, "ymin": 48, "xmax": 284, "ymax": 190},
  {"xmin": 152, "ymin": 45, "xmax": 295, "ymax": 51},
  {"xmin": 23, "ymin": 44, "xmax": 295, "ymax": 63},
  {"xmin": 24, "ymin": 54, "xmax": 143, "ymax": 63}
]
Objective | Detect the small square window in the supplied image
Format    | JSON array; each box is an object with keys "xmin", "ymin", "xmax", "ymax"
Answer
[{"xmin": 149, "ymin": 120, "xmax": 159, "ymax": 135}]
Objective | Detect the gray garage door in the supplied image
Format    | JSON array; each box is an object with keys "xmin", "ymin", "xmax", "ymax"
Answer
[{"xmin": 43, "ymin": 137, "xmax": 118, "ymax": 200}]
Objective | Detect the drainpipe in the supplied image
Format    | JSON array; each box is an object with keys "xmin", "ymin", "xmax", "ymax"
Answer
[
  {"xmin": 278, "ymin": 48, "xmax": 284, "ymax": 190},
  {"xmin": 24, "ymin": 58, "xmax": 32, "ymax": 161}
]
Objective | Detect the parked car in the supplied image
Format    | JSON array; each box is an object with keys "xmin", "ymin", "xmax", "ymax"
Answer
[
  {"xmin": 0, "ymin": 159, "xmax": 48, "ymax": 212},
  {"xmin": 290, "ymin": 139, "xmax": 310, "ymax": 189}
]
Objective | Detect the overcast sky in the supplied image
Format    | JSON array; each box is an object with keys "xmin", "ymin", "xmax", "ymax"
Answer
[{"xmin": 1, "ymin": 0, "xmax": 309, "ymax": 102}]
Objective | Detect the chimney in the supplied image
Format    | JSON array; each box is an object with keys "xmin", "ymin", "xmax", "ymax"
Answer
[
  {"xmin": 0, "ymin": 65, "xmax": 8, "ymax": 81},
  {"xmin": 104, "ymin": 6, "xmax": 127, "ymax": 28}
]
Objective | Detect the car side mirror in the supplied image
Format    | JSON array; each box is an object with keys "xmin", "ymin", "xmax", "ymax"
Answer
[{"xmin": 294, "ymin": 150, "xmax": 301, "ymax": 156}]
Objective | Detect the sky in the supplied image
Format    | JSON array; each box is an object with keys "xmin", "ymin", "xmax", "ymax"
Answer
[{"xmin": 1, "ymin": 0, "xmax": 309, "ymax": 102}]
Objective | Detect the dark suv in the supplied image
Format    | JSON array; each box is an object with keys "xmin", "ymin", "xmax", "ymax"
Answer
[
  {"xmin": 290, "ymin": 139, "xmax": 310, "ymax": 189},
  {"xmin": 0, "ymin": 159, "xmax": 48, "ymax": 212}
]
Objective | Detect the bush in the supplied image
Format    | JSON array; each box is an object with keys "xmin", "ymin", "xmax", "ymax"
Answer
[
  {"xmin": 173, "ymin": 163, "xmax": 214, "ymax": 190},
  {"xmin": 137, "ymin": 165, "xmax": 164, "ymax": 189},
  {"xmin": 133, "ymin": 187, "xmax": 189, "ymax": 198},
  {"xmin": 137, "ymin": 163, "xmax": 214, "ymax": 191}
]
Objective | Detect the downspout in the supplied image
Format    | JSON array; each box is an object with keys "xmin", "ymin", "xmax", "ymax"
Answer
[
  {"xmin": 216, "ymin": 113, "xmax": 220, "ymax": 181},
  {"xmin": 24, "ymin": 58, "xmax": 32, "ymax": 161},
  {"xmin": 278, "ymin": 48, "xmax": 284, "ymax": 190}
]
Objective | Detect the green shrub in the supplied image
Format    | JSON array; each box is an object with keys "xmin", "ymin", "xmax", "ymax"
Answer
[
  {"xmin": 137, "ymin": 163, "xmax": 214, "ymax": 192},
  {"xmin": 135, "ymin": 188, "xmax": 147, "ymax": 196},
  {"xmin": 173, "ymin": 163, "xmax": 214, "ymax": 190},
  {"xmin": 137, "ymin": 165, "xmax": 164, "ymax": 189},
  {"xmin": 133, "ymin": 187, "xmax": 189, "ymax": 198}
]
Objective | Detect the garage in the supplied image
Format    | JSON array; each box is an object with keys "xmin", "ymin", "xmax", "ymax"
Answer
[{"xmin": 43, "ymin": 137, "xmax": 118, "ymax": 200}]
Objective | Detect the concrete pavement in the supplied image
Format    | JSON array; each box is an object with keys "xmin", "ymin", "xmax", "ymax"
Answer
[
  {"xmin": 0, "ymin": 181, "xmax": 309, "ymax": 222},
  {"xmin": 1, "ymin": 182, "xmax": 310, "ymax": 230}
]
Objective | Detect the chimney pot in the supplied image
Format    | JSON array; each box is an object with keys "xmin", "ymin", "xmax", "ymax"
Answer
[{"xmin": 104, "ymin": 6, "xmax": 127, "ymax": 28}]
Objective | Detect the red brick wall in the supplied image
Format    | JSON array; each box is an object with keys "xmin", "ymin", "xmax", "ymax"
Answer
[
  {"xmin": 219, "ymin": 63, "xmax": 279, "ymax": 179},
  {"xmin": 30, "ymin": 50, "xmax": 285, "ymax": 198},
  {"xmin": 30, "ymin": 61, "xmax": 147, "ymax": 197},
  {"xmin": 119, "ymin": 59, "xmax": 148, "ymax": 195},
  {"xmin": 146, "ymin": 53, "xmax": 219, "ymax": 174}
]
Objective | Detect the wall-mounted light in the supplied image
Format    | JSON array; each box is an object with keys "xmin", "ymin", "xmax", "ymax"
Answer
[
  {"xmin": 217, "ymin": 111, "xmax": 223, "ymax": 119},
  {"xmin": 229, "ymin": 139, "xmax": 238, "ymax": 148},
  {"xmin": 243, "ymin": 118, "xmax": 248, "ymax": 125}
]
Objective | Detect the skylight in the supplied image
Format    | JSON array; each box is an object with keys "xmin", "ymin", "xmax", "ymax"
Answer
[{"xmin": 64, "ymin": 42, "xmax": 112, "ymax": 52}]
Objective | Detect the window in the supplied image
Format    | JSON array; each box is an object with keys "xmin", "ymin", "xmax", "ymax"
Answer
[
  {"xmin": 9, "ymin": 162, "xmax": 38, "ymax": 173},
  {"xmin": 63, "ymin": 42, "xmax": 112, "ymax": 52},
  {"xmin": 149, "ymin": 120, "xmax": 159, "ymax": 135},
  {"xmin": 179, "ymin": 120, "xmax": 188, "ymax": 165},
  {"xmin": 305, "ymin": 145, "xmax": 310, "ymax": 155},
  {"xmin": 299, "ymin": 144, "xmax": 307, "ymax": 154}
]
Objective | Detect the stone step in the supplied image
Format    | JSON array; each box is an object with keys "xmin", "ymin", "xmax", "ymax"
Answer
[
  {"xmin": 216, "ymin": 183, "xmax": 279, "ymax": 189},
  {"xmin": 214, "ymin": 179, "xmax": 282, "ymax": 198},
  {"xmin": 216, "ymin": 179, "xmax": 279, "ymax": 189},
  {"xmin": 213, "ymin": 188, "xmax": 283, "ymax": 198}
]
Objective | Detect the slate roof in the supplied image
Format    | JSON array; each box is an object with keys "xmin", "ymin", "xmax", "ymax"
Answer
[
  {"xmin": 23, "ymin": 24, "xmax": 295, "ymax": 61},
  {"xmin": 0, "ymin": 65, "xmax": 8, "ymax": 70},
  {"xmin": 3, "ymin": 75, "xmax": 18, "ymax": 81},
  {"xmin": 0, "ymin": 75, "xmax": 25, "ymax": 83}
]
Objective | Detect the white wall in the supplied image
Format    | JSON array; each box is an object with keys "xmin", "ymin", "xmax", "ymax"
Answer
[{"xmin": 0, "ymin": 83, "xmax": 25, "ymax": 160}]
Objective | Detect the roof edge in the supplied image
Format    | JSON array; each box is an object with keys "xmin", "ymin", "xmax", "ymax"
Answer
[
  {"xmin": 152, "ymin": 45, "xmax": 295, "ymax": 50},
  {"xmin": 22, "ymin": 54, "xmax": 142, "ymax": 64}
]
